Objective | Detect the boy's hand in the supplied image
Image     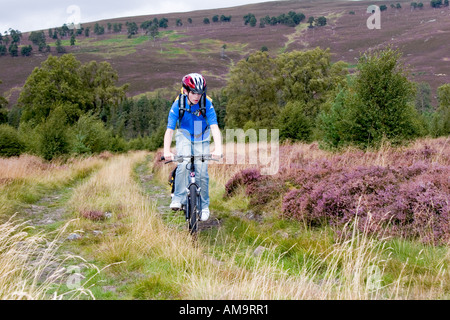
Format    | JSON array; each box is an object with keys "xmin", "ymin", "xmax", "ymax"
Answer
[
  {"xmin": 211, "ymin": 150, "xmax": 223, "ymax": 160},
  {"xmin": 164, "ymin": 151, "xmax": 175, "ymax": 161}
]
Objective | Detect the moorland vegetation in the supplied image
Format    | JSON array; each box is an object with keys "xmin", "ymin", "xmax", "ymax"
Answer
[{"xmin": 0, "ymin": 0, "xmax": 449, "ymax": 301}]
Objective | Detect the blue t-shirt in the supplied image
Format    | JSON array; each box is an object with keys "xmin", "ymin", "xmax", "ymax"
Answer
[{"xmin": 167, "ymin": 95, "xmax": 218, "ymax": 141}]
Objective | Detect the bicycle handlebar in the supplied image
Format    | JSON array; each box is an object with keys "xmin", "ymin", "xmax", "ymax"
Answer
[{"xmin": 160, "ymin": 154, "xmax": 222, "ymax": 164}]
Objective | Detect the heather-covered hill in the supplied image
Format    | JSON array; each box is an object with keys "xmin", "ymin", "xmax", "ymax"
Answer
[{"xmin": 0, "ymin": 0, "xmax": 449, "ymax": 106}]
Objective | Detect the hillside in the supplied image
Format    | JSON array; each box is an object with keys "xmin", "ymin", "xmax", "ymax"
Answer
[{"xmin": 0, "ymin": 0, "xmax": 449, "ymax": 106}]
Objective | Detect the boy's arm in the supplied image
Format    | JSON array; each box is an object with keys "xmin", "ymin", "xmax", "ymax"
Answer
[
  {"xmin": 210, "ymin": 124, "xmax": 222, "ymax": 159},
  {"xmin": 163, "ymin": 128, "xmax": 175, "ymax": 160},
  {"xmin": 164, "ymin": 99, "xmax": 179, "ymax": 160}
]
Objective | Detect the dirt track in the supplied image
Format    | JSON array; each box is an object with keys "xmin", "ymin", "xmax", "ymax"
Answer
[{"xmin": 135, "ymin": 159, "xmax": 221, "ymax": 232}]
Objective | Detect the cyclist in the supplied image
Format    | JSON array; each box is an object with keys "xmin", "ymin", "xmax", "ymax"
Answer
[{"xmin": 163, "ymin": 73, "xmax": 223, "ymax": 221}]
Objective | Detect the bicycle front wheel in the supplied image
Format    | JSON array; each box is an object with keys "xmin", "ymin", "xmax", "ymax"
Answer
[{"xmin": 188, "ymin": 184, "xmax": 198, "ymax": 234}]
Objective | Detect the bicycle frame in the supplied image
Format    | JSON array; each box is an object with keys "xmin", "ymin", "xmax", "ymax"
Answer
[{"xmin": 161, "ymin": 154, "xmax": 217, "ymax": 234}]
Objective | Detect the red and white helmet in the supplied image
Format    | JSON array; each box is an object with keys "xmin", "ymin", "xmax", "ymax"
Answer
[{"xmin": 182, "ymin": 73, "xmax": 206, "ymax": 94}]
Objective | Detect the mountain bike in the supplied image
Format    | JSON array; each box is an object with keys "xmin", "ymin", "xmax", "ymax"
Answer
[{"xmin": 160, "ymin": 154, "xmax": 218, "ymax": 235}]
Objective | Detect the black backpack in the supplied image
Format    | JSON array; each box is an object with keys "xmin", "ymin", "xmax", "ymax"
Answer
[
  {"xmin": 176, "ymin": 93, "xmax": 210, "ymax": 138},
  {"xmin": 177, "ymin": 93, "xmax": 207, "ymax": 121}
]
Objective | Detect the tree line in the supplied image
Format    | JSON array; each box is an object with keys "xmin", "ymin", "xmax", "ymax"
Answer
[
  {"xmin": 203, "ymin": 14, "xmax": 232, "ymax": 24},
  {"xmin": 0, "ymin": 53, "xmax": 228, "ymax": 160},
  {"xmin": 379, "ymin": 1, "xmax": 449, "ymax": 10},
  {"xmin": 223, "ymin": 46, "xmax": 449, "ymax": 148},
  {"xmin": 1, "ymin": 46, "xmax": 449, "ymax": 160},
  {"xmin": 0, "ymin": 54, "xmax": 169, "ymax": 159},
  {"xmin": 242, "ymin": 11, "xmax": 327, "ymax": 28},
  {"xmin": 0, "ymin": 13, "xmax": 233, "ymax": 58}
]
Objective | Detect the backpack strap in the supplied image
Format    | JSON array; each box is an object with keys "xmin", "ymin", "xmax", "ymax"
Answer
[
  {"xmin": 177, "ymin": 93, "xmax": 187, "ymax": 129},
  {"xmin": 199, "ymin": 93, "xmax": 207, "ymax": 118},
  {"xmin": 176, "ymin": 92, "xmax": 210, "ymax": 139}
]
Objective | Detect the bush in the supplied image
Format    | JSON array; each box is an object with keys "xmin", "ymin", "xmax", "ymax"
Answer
[
  {"xmin": 224, "ymin": 144, "xmax": 450, "ymax": 244},
  {"xmin": 147, "ymin": 123, "xmax": 166, "ymax": 151},
  {"xmin": 21, "ymin": 45, "xmax": 32, "ymax": 56},
  {"xmin": 0, "ymin": 124, "xmax": 24, "ymax": 157},
  {"xmin": 277, "ymin": 101, "xmax": 312, "ymax": 142},
  {"xmin": 224, "ymin": 168, "xmax": 262, "ymax": 197},
  {"xmin": 16, "ymin": 122, "xmax": 40, "ymax": 155},
  {"xmin": 0, "ymin": 107, "xmax": 8, "ymax": 124},
  {"xmin": 320, "ymin": 47, "xmax": 424, "ymax": 149},
  {"xmin": 109, "ymin": 135, "xmax": 128, "ymax": 153},
  {"xmin": 38, "ymin": 106, "xmax": 71, "ymax": 161},
  {"xmin": 71, "ymin": 113, "xmax": 111, "ymax": 154},
  {"xmin": 429, "ymin": 84, "xmax": 450, "ymax": 137}
]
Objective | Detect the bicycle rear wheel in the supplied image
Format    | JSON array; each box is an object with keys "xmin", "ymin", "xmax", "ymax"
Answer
[{"xmin": 188, "ymin": 184, "xmax": 198, "ymax": 234}]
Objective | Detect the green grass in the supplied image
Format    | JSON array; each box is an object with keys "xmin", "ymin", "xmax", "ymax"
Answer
[
  {"xmin": 0, "ymin": 163, "xmax": 100, "ymax": 223},
  {"xmin": 160, "ymin": 44, "xmax": 188, "ymax": 57},
  {"xmin": 199, "ymin": 212, "xmax": 335, "ymax": 277},
  {"xmin": 71, "ymin": 32, "xmax": 189, "ymax": 58},
  {"xmin": 46, "ymin": 32, "xmax": 243, "ymax": 60},
  {"xmin": 166, "ymin": 32, "xmax": 187, "ymax": 41},
  {"xmin": 383, "ymin": 238, "xmax": 450, "ymax": 284},
  {"xmin": 187, "ymin": 39, "xmax": 247, "ymax": 55},
  {"xmin": 47, "ymin": 34, "xmax": 152, "ymax": 57},
  {"xmin": 60, "ymin": 35, "xmax": 149, "ymax": 47},
  {"xmin": 130, "ymin": 257, "xmax": 183, "ymax": 299}
]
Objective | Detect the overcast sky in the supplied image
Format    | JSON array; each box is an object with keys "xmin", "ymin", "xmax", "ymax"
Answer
[{"xmin": 1, "ymin": 0, "xmax": 281, "ymax": 33}]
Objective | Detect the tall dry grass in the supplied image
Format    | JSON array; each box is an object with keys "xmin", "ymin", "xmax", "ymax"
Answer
[
  {"xmin": 0, "ymin": 153, "xmax": 108, "ymax": 182},
  {"xmin": 279, "ymin": 136, "xmax": 449, "ymax": 170},
  {"xmin": 68, "ymin": 151, "xmax": 212, "ymax": 297},
  {"xmin": 0, "ymin": 216, "xmax": 106, "ymax": 300},
  {"xmin": 0, "ymin": 153, "xmax": 105, "ymax": 218},
  {"xmin": 0, "ymin": 153, "xmax": 110, "ymax": 300},
  {"xmin": 182, "ymin": 215, "xmax": 411, "ymax": 300}
]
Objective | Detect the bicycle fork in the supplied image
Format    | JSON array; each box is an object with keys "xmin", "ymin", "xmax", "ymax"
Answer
[{"xmin": 185, "ymin": 171, "xmax": 201, "ymax": 222}]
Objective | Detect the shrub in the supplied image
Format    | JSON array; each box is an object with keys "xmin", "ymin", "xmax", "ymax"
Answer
[
  {"xmin": 0, "ymin": 124, "xmax": 24, "ymax": 157},
  {"xmin": 38, "ymin": 106, "xmax": 71, "ymax": 161},
  {"xmin": 0, "ymin": 107, "xmax": 8, "ymax": 124},
  {"xmin": 16, "ymin": 121, "xmax": 41, "ymax": 155},
  {"xmin": 277, "ymin": 101, "xmax": 312, "ymax": 142},
  {"xmin": 109, "ymin": 135, "xmax": 128, "ymax": 153},
  {"xmin": 429, "ymin": 83, "xmax": 450, "ymax": 137},
  {"xmin": 72, "ymin": 113, "xmax": 111, "ymax": 154},
  {"xmin": 280, "ymin": 160, "xmax": 449, "ymax": 244},
  {"xmin": 320, "ymin": 47, "xmax": 424, "ymax": 149},
  {"xmin": 80, "ymin": 210, "xmax": 107, "ymax": 221},
  {"xmin": 224, "ymin": 144, "xmax": 450, "ymax": 244},
  {"xmin": 147, "ymin": 124, "xmax": 166, "ymax": 151},
  {"xmin": 21, "ymin": 45, "xmax": 32, "ymax": 56},
  {"xmin": 224, "ymin": 168, "xmax": 262, "ymax": 197}
]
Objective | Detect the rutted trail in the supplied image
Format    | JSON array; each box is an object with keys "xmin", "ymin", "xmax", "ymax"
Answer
[
  {"xmin": 135, "ymin": 154, "xmax": 221, "ymax": 232},
  {"xmin": 23, "ymin": 189, "xmax": 70, "ymax": 227}
]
